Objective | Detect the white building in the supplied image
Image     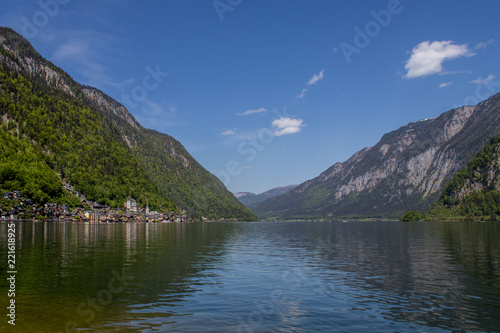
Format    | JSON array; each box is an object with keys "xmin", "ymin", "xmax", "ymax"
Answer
[{"xmin": 124, "ymin": 197, "xmax": 137, "ymax": 213}]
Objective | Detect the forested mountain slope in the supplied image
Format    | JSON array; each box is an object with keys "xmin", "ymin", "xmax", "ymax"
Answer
[{"xmin": 0, "ymin": 27, "xmax": 256, "ymax": 220}]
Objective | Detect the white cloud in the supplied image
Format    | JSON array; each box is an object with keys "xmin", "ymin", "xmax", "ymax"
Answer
[
  {"xmin": 404, "ymin": 41, "xmax": 474, "ymax": 79},
  {"xmin": 221, "ymin": 128, "xmax": 236, "ymax": 136},
  {"xmin": 134, "ymin": 100, "xmax": 179, "ymax": 130},
  {"xmin": 168, "ymin": 105, "xmax": 177, "ymax": 113},
  {"xmin": 50, "ymin": 29, "xmax": 120, "ymax": 86},
  {"xmin": 237, "ymin": 107, "xmax": 267, "ymax": 116},
  {"xmin": 474, "ymin": 39, "xmax": 495, "ymax": 50},
  {"xmin": 439, "ymin": 81, "xmax": 453, "ymax": 88},
  {"xmin": 52, "ymin": 38, "xmax": 107, "ymax": 80},
  {"xmin": 134, "ymin": 115, "xmax": 176, "ymax": 129},
  {"xmin": 141, "ymin": 100, "xmax": 163, "ymax": 116},
  {"xmin": 107, "ymin": 78, "xmax": 136, "ymax": 88},
  {"xmin": 272, "ymin": 117, "xmax": 304, "ymax": 136},
  {"xmin": 296, "ymin": 88, "xmax": 308, "ymax": 99},
  {"xmin": 307, "ymin": 69, "xmax": 325, "ymax": 85},
  {"xmin": 140, "ymin": 101, "xmax": 177, "ymax": 116},
  {"xmin": 52, "ymin": 39, "xmax": 89, "ymax": 61},
  {"xmin": 471, "ymin": 74, "xmax": 495, "ymax": 85},
  {"xmin": 439, "ymin": 69, "xmax": 472, "ymax": 76}
]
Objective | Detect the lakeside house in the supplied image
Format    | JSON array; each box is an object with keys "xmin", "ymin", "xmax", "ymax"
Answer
[{"xmin": 84, "ymin": 211, "xmax": 102, "ymax": 222}]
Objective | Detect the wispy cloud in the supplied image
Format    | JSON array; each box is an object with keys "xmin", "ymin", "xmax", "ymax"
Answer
[
  {"xmin": 439, "ymin": 69, "xmax": 472, "ymax": 76},
  {"xmin": 168, "ymin": 104, "xmax": 177, "ymax": 113},
  {"xmin": 221, "ymin": 128, "xmax": 236, "ymax": 136},
  {"xmin": 50, "ymin": 29, "xmax": 122, "ymax": 87},
  {"xmin": 474, "ymin": 39, "xmax": 496, "ymax": 50},
  {"xmin": 140, "ymin": 100, "xmax": 165, "ymax": 116},
  {"xmin": 307, "ymin": 69, "xmax": 325, "ymax": 85},
  {"xmin": 52, "ymin": 39, "xmax": 89, "ymax": 60},
  {"xmin": 134, "ymin": 115, "xmax": 177, "ymax": 130},
  {"xmin": 471, "ymin": 74, "xmax": 496, "ymax": 85},
  {"xmin": 439, "ymin": 81, "xmax": 453, "ymax": 88},
  {"xmin": 52, "ymin": 37, "xmax": 107, "ymax": 81},
  {"xmin": 404, "ymin": 41, "xmax": 474, "ymax": 79},
  {"xmin": 296, "ymin": 88, "xmax": 308, "ymax": 99},
  {"xmin": 237, "ymin": 107, "xmax": 267, "ymax": 116},
  {"xmin": 133, "ymin": 100, "xmax": 179, "ymax": 130},
  {"xmin": 106, "ymin": 78, "xmax": 136, "ymax": 88},
  {"xmin": 295, "ymin": 70, "xmax": 324, "ymax": 99},
  {"xmin": 272, "ymin": 117, "xmax": 304, "ymax": 136}
]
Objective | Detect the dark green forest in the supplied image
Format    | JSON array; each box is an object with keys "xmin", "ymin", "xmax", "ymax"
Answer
[{"xmin": 0, "ymin": 59, "xmax": 175, "ymax": 211}]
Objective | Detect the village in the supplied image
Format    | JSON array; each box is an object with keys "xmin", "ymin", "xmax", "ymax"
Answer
[{"xmin": 0, "ymin": 190, "xmax": 195, "ymax": 223}]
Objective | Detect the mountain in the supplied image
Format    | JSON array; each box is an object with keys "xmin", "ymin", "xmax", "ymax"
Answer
[
  {"xmin": 0, "ymin": 27, "xmax": 256, "ymax": 220},
  {"xmin": 254, "ymin": 93, "xmax": 500, "ymax": 220},
  {"xmin": 81, "ymin": 86, "xmax": 256, "ymax": 220},
  {"xmin": 234, "ymin": 192, "xmax": 256, "ymax": 201},
  {"xmin": 428, "ymin": 135, "xmax": 500, "ymax": 220},
  {"xmin": 235, "ymin": 185, "xmax": 297, "ymax": 208}
]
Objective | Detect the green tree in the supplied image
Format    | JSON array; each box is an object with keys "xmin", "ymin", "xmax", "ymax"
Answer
[{"xmin": 400, "ymin": 211, "xmax": 424, "ymax": 222}]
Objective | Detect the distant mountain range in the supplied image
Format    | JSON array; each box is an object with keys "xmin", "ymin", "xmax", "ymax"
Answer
[
  {"xmin": 234, "ymin": 185, "xmax": 297, "ymax": 208},
  {"xmin": 0, "ymin": 27, "xmax": 256, "ymax": 220},
  {"xmin": 254, "ymin": 92, "xmax": 500, "ymax": 220}
]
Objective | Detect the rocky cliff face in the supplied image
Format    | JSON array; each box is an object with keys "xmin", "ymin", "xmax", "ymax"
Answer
[
  {"xmin": 82, "ymin": 87, "xmax": 141, "ymax": 130},
  {"xmin": 254, "ymin": 94, "xmax": 500, "ymax": 219},
  {"xmin": 0, "ymin": 29, "xmax": 76, "ymax": 95},
  {"xmin": 324, "ymin": 105, "xmax": 473, "ymax": 200}
]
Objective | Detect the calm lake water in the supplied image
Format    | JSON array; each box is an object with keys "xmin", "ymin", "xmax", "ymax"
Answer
[{"xmin": 1, "ymin": 221, "xmax": 500, "ymax": 332}]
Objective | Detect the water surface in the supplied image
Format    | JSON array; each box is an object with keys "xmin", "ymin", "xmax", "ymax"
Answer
[{"xmin": 1, "ymin": 221, "xmax": 499, "ymax": 332}]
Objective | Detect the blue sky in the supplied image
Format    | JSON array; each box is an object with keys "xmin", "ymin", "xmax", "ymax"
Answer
[{"xmin": 2, "ymin": 0, "xmax": 500, "ymax": 194}]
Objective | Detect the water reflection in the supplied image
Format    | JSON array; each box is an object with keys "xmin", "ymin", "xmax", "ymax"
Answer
[
  {"xmin": 229, "ymin": 221, "xmax": 500, "ymax": 332},
  {"xmin": 0, "ymin": 222, "xmax": 238, "ymax": 332},
  {"xmin": 1, "ymin": 221, "xmax": 499, "ymax": 332}
]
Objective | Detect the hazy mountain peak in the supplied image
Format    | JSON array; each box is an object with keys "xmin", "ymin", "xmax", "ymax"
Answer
[{"xmin": 235, "ymin": 185, "xmax": 298, "ymax": 208}]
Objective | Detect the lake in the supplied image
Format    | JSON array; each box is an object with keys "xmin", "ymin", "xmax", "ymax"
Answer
[{"xmin": 1, "ymin": 220, "xmax": 500, "ymax": 332}]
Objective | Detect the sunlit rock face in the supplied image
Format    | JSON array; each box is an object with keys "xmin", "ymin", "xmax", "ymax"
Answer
[{"xmin": 255, "ymin": 96, "xmax": 500, "ymax": 219}]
